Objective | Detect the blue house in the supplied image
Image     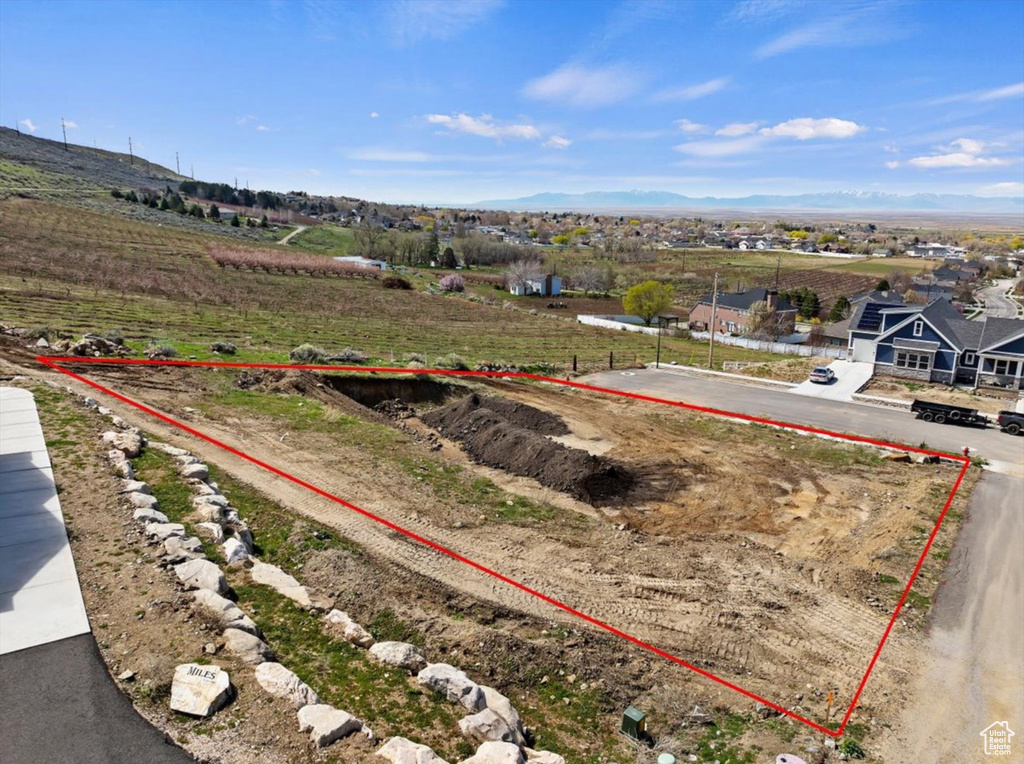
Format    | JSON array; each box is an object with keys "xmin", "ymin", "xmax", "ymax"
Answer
[{"xmin": 848, "ymin": 298, "xmax": 1024, "ymax": 390}]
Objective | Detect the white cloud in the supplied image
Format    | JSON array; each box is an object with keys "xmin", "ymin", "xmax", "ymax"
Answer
[
  {"xmin": 885, "ymin": 160, "xmax": 900, "ymax": 169},
  {"xmin": 758, "ymin": 117, "xmax": 866, "ymax": 140},
  {"xmin": 651, "ymin": 77, "xmax": 729, "ymax": 103},
  {"xmin": 256, "ymin": 125, "xmax": 271, "ymax": 132},
  {"xmin": 542, "ymin": 135, "xmax": 572, "ymax": 149},
  {"xmin": 716, "ymin": 121, "xmax": 759, "ymax": 137},
  {"xmin": 755, "ymin": 3, "xmax": 908, "ymax": 59},
  {"xmin": 731, "ymin": 0, "xmax": 805, "ymax": 21},
  {"xmin": 906, "ymin": 138, "xmax": 1013, "ymax": 169},
  {"xmin": 370, "ymin": 111, "xmax": 380, "ymax": 118},
  {"xmin": 979, "ymin": 181, "xmax": 1024, "ymax": 195},
  {"xmin": 676, "ymin": 119, "xmax": 707, "ymax": 133},
  {"xmin": 522, "ymin": 63, "xmax": 644, "ymax": 108},
  {"xmin": 18, "ymin": 119, "xmax": 37, "ymax": 133},
  {"xmin": 388, "ymin": 0, "xmax": 503, "ymax": 46},
  {"xmin": 674, "ymin": 135, "xmax": 767, "ymax": 157},
  {"xmin": 882, "ymin": 142, "xmax": 899, "ymax": 154},
  {"xmin": 426, "ymin": 113, "xmax": 541, "ymax": 141},
  {"xmin": 926, "ymin": 82, "xmax": 1024, "ymax": 106},
  {"xmin": 63, "ymin": 120, "xmax": 79, "ymax": 129}
]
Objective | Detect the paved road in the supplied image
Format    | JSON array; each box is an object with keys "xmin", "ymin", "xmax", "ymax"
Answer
[
  {"xmin": 278, "ymin": 224, "xmax": 307, "ymax": 245},
  {"xmin": 879, "ymin": 471, "xmax": 1024, "ymax": 763},
  {"xmin": 583, "ymin": 368, "xmax": 1024, "ymax": 470},
  {"xmin": 976, "ymin": 278, "xmax": 1022, "ymax": 319},
  {"xmin": 0, "ymin": 634, "xmax": 193, "ymax": 764}
]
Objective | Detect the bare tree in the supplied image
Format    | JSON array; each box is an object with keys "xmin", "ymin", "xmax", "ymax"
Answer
[
  {"xmin": 353, "ymin": 219, "xmax": 387, "ymax": 259},
  {"xmin": 572, "ymin": 264, "xmax": 612, "ymax": 296},
  {"xmin": 746, "ymin": 300, "xmax": 788, "ymax": 340},
  {"xmin": 507, "ymin": 259, "xmax": 544, "ymax": 292}
]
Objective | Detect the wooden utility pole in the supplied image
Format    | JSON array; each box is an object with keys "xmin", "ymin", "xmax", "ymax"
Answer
[
  {"xmin": 128, "ymin": 137, "xmax": 134, "ymax": 165},
  {"xmin": 14, "ymin": 120, "xmax": 20, "ymax": 135},
  {"xmin": 774, "ymin": 256, "xmax": 781, "ymax": 291},
  {"xmin": 176, "ymin": 151, "xmax": 180, "ymax": 175},
  {"xmin": 190, "ymin": 164, "xmax": 194, "ymax": 179},
  {"xmin": 707, "ymin": 272, "xmax": 719, "ymax": 369},
  {"xmin": 60, "ymin": 118, "xmax": 68, "ymax": 150}
]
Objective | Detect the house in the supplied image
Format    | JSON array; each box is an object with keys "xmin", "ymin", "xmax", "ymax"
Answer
[
  {"xmin": 819, "ymin": 291, "xmax": 905, "ymax": 348},
  {"xmin": 871, "ymin": 249, "xmax": 893, "ymax": 257},
  {"xmin": 848, "ymin": 297, "xmax": 1024, "ymax": 389},
  {"xmin": 688, "ymin": 288, "xmax": 797, "ymax": 335},
  {"xmin": 510, "ymin": 274, "xmax": 562, "ymax": 297}
]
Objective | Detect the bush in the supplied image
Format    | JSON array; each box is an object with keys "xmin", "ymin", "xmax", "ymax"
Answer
[
  {"xmin": 838, "ymin": 739, "xmax": 865, "ymax": 759},
  {"xmin": 230, "ymin": 215, "xmax": 241, "ymax": 228},
  {"xmin": 103, "ymin": 329, "xmax": 125, "ymax": 346},
  {"xmin": 289, "ymin": 344, "xmax": 327, "ymax": 364},
  {"xmin": 210, "ymin": 341, "xmax": 237, "ymax": 355},
  {"xmin": 383, "ymin": 275, "xmax": 412, "ymax": 290},
  {"xmin": 144, "ymin": 343, "xmax": 177, "ymax": 359},
  {"xmin": 403, "ymin": 352, "xmax": 426, "ymax": 364},
  {"xmin": 438, "ymin": 274, "xmax": 465, "ymax": 293},
  {"xmin": 110, "ymin": 189, "xmax": 124, "ymax": 199},
  {"xmin": 331, "ymin": 348, "xmax": 367, "ymax": 364},
  {"xmin": 434, "ymin": 353, "xmax": 469, "ymax": 370}
]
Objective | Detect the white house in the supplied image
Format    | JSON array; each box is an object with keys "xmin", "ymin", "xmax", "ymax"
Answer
[{"xmin": 510, "ymin": 274, "xmax": 562, "ymax": 297}]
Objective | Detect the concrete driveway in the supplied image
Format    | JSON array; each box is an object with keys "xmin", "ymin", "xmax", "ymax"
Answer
[{"xmin": 788, "ymin": 359, "xmax": 874, "ymax": 401}]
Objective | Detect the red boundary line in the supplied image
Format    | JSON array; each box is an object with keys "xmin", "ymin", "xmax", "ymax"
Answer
[{"xmin": 37, "ymin": 355, "xmax": 970, "ymax": 738}]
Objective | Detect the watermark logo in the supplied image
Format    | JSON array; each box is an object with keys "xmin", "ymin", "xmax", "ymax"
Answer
[{"xmin": 980, "ymin": 721, "xmax": 1014, "ymax": 756}]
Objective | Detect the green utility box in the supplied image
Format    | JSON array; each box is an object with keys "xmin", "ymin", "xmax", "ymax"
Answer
[{"xmin": 620, "ymin": 706, "xmax": 646, "ymax": 740}]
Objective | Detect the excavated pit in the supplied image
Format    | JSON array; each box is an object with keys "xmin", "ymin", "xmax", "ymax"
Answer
[{"xmin": 422, "ymin": 393, "xmax": 634, "ymax": 506}]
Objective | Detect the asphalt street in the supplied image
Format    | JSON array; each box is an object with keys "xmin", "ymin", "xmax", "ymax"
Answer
[{"xmin": 0, "ymin": 634, "xmax": 194, "ymax": 764}]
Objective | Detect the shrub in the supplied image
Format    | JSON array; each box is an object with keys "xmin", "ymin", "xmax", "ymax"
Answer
[
  {"xmin": 439, "ymin": 274, "xmax": 465, "ymax": 293},
  {"xmin": 434, "ymin": 353, "xmax": 469, "ymax": 370},
  {"xmin": 289, "ymin": 344, "xmax": 327, "ymax": 364},
  {"xmin": 144, "ymin": 343, "xmax": 177, "ymax": 359},
  {"xmin": 838, "ymin": 739, "xmax": 865, "ymax": 759},
  {"xmin": 110, "ymin": 189, "xmax": 124, "ymax": 199},
  {"xmin": 383, "ymin": 275, "xmax": 412, "ymax": 290},
  {"xmin": 210, "ymin": 341, "xmax": 237, "ymax": 355},
  {"xmin": 331, "ymin": 348, "xmax": 367, "ymax": 364},
  {"xmin": 230, "ymin": 215, "xmax": 241, "ymax": 228},
  {"xmin": 103, "ymin": 329, "xmax": 125, "ymax": 346},
  {"xmin": 403, "ymin": 352, "xmax": 426, "ymax": 364}
]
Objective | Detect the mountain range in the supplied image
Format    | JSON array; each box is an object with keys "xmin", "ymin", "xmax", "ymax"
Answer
[{"xmin": 472, "ymin": 189, "xmax": 1024, "ymax": 214}]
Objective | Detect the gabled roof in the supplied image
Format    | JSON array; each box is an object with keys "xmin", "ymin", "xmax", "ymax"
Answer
[
  {"xmin": 696, "ymin": 287, "xmax": 796, "ymax": 313},
  {"xmin": 979, "ymin": 317, "xmax": 1024, "ymax": 353}
]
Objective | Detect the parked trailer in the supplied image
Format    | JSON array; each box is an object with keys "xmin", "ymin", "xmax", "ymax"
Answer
[{"xmin": 910, "ymin": 399, "xmax": 988, "ymax": 427}]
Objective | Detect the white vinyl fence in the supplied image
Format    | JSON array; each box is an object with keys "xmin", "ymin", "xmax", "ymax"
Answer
[
  {"xmin": 576, "ymin": 315, "xmax": 668, "ymax": 336},
  {"xmin": 689, "ymin": 331, "xmax": 847, "ymax": 359}
]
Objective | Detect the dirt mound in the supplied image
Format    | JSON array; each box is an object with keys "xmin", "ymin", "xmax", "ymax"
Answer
[{"xmin": 422, "ymin": 394, "xmax": 632, "ymax": 505}]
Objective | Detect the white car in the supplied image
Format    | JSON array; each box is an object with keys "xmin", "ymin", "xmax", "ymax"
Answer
[{"xmin": 809, "ymin": 367, "xmax": 836, "ymax": 384}]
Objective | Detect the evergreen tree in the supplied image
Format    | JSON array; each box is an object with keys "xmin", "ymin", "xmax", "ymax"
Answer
[
  {"xmin": 230, "ymin": 215, "xmax": 241, "ymax": 227},
  {"xmin": 426, "ymin": 229, "xmax": 440, "ymax": 263},
  {"xmin": 209, "ymin": 204, "xmax": 220, "ymax": 220},
  {"xmin": 829, "ymin": 295, "xmax": 851, "ymax": 322}
]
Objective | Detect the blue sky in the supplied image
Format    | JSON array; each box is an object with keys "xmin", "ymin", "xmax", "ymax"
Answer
[{"xmin": 2, "ymin": 0, "xmax": 1023, "ymax": 204}]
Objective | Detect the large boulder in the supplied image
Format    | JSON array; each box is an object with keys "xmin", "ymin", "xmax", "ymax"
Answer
[
  {"xmin": 193, "ymin": 494, "xmax": 230, "ymax": 509},
  {"xmin": 127, "ymin": 492, "xmax": 159, "ymax": 510},
  {"xmin": 118, "ymin": 480, "xmax": 151, "ymax": 495},
  {"xmin": 195, "ymin": 522, "xmax": 225, "ymax": 543},
  {"xmin": 459, "ymin": 742, "xmax": 524, "ymax": 764},
  {"xmin": 369, "ymin": 641, "xmax": 426, "ymax": 673},
  {"xmin": 174, "ymin": 558, "xmax": 228, "ymax": 594},
  {"xmin": 164, "ymin": 535, "xmax": 205, "ymax": 564},
  {"xmin": 150, "ymin": 442, "xmax": 190, "ymax": 457},
  {"xmin": 169, "ymin": 663, "xmax": 231, "ymax": 717},
  {"xmin": 133, "ymin": 507, "xmax": 168, "ymax": 524},
  {"xmin": 376, "ymin": 736, "xmax": 451, "ymax": 763},
  {"xmin": 221, "ymin": 538, "xmax": 250, "ymax": 565},
  {"xmin": 193, "ymin": 503, "xmax": 226, "ymax": 524},
  {"xmin": 146, "ymin": 522, "xmax": 185, "ymax": 541},
  {"xmin": 481, "ymin": 686, "xmax": 525, "ymax": 746},
  {"xmin": 458, "ymin": 709, "xmax": 516, "ymax": 745},
  {"xmin": 250, "ymin": 561, "xmax": 311, "ymax": 608},
  {"xmin": 181, "ymin": 463, "xmax": 210, "ymax": 481},
  {"xmin": 254, "ymin": 662, "xmax": 319, "ymax": 709},
  {"xmin": 222, "ymin": 627, "xmax": 272, "ymax": 664},
  {"xmin": 191, "ymin": 589, "xmax": 260, "ymax": 636},
  {"xmin": 102, "ymin": 430, "xmax": 143, "ymax": 458},
  {"xmin": 417, "ymin": 664, "xmax": 485, "ymax": 712},
  {"xmin": 325, "ymin": 610, "xmax": 375, "ymax": 649},
  {"xmin": 297, "ymin": 704, "xmax": 362, "ymax": 747}
]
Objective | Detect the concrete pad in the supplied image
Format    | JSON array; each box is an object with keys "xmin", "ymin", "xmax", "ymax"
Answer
[
  {"xmin": 788, "ymin": 360, "xmax": 874, "ymax": 402},
  {"xmin": 0, "ymin": 387, "xmax": 90, "ymax": 655}
]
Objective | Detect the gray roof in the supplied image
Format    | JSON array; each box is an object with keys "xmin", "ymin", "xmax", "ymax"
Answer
[
  {"xmin": 894, "ymin": 338, "xmax": 939, "ymax": 351},
  {"xmin": 913, "ymin": 299, "xmax": 970, "ymax": 349},
  {"xmin": 697, "ymin": 287, "xmax": 796, "ymax": 313},
  {"xmin": 979, "ymin": 317, "xmax": 1024, "ymax": 353}
]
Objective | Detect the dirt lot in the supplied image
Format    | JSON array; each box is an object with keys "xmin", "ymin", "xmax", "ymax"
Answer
[
  {"xmin": 862, "ymin": 377, "xmax": 1020, "ymax": 415},
  {"xmin": 3, "ymin": 347, "xmax": 976, "ymax": 762}
]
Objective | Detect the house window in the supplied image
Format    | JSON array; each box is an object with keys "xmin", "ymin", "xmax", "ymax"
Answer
[
  {"xmin": 993, "ymin": 359, "xmax": 1021, "ymax": 377},
  {"xmin": 912, "ymin": 319, "xmax": 924, "ymax": 337},
  {"xmin": 964, "ymin": 352, "xmax": 975, "ymax": 365},
  {"xmin": 895, "ymin": 351, "xmax": 931, "ymax": 371}
]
